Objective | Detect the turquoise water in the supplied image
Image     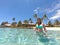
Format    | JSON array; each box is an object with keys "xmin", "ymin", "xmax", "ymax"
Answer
[{"xmin": 0, "ymin": 28, "xmax": 60, "ymax": 45}]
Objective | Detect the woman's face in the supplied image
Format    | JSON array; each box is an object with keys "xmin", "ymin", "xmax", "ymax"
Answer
[{"xmin": 37, "ymin": 19, "xmax": 41, "ymax": 24}]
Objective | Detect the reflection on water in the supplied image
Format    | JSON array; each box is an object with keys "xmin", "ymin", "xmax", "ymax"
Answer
[{"xmin": 0, "ymin": 28, "xmax": 60, "ymax": 45}]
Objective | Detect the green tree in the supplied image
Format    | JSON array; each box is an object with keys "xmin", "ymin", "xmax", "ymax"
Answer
[
  {"xmin": 17, "ymin": 21, "xmax": 22, "ymax": 27},
  {"xmin": 29, "ymin": 18, "xmax": 33, "ymax": 24},
  {"xmin": 12, "ymin": 18, "xmax": 15, "ymax": 21},
  {"xmin": 24, "ymin": 20, "xmax": 29, "ymax": 24},
  {"xmin": 42, "ymin": 14, "xmax": 49, "ymax": 21},
  {"xmin": 34, "ymin": 14, "xmax": 38, "ymax": 19},
  {"xmin": 54, "ymin": 19, "xmax": 59, "ymax": 25},
  {"xmin": 12, "ymin": 18, "xmax": 17, "ymax": 27},
  {"xmin": 47, "ymin": 21, "xmax": 53, "ymax": 27},
  {"xmin": 11, "ymin": 22, "xmax": 17, "ymax": 27},
  {"xmin": 23, "ymin": 20, "xmax": 29, "ymax": 27},
  {"xmin": 48, "ymin": 21, "xmax": 51, "ymax": 26}
]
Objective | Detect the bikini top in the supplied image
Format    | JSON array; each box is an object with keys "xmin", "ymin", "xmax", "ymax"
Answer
[{"xmin": 36, "ymin": 23, "xmax": 44, "ymax": 29}]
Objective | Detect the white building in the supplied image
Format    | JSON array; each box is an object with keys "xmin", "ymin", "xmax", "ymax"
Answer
[{"xmin": 4, "ymin": 23, "xmax": 11, "ymax": 27}]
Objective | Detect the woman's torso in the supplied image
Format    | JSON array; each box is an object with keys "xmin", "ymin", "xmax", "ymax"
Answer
[{"xmin": 36, "ymin": 23, "xmax": 44, "ymax": 32}]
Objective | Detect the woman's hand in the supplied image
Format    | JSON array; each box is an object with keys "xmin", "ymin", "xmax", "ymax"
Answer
[
  {"xmin": 43, "ymin": 24, "xmax": 47, "ymax": 32},
  {"xmin": 45, "ymin": 30, "xmax": 47, "ymax": 32},
  {"xmin": 33, "ymin": 27, "xmax": 36, "ymax": 31},
  {"xmin": 38, "ymin": 29, "xmax": 41, "ymax": 32},
  {"xmin": 34, "ymin": 28, "xmax": 37, "ymax": 31},
  {"xmin": 34, "ymin": 29, "xmax": 36, "ymax": 31}
]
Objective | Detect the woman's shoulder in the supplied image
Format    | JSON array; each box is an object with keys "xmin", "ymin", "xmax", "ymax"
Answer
[
  {"xmin": 42, "ymin": 23, "xmax": 46, "ymax": 27},
  {"xmin": 36, "ymin": 24, "xmax": 38, "ymax": 26},
  {"xmin": 41, "ymin": 23, "xmax": 45, "ymax": 26},
  {"xmin": 36, "ymin": 23, "xmax": 44, "ymax": 26}
]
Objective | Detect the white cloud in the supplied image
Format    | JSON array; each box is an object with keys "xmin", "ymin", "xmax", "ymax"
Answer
[
  {"xmin": 34, "ymin": 7, "xmax": 40, "ymax": 14},
  {"xmin": 50, "ymin": 10, "xmax": 60, "ymax": 20},
  {"xmin": 45, "ymin": 1, "xmax": 60, "ymax": 20},
  {"xmin": 33, "ymin": 1, "xmax": 60, "ymax": 21},
  {"xmin": 34, "ymin": 9, "xmax": 38, "ymax": 14},
  {"xmin": 45, "ymin": 2, "xmax": 60, "ymax": 13}
]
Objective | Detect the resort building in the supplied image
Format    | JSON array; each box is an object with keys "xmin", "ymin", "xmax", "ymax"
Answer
[
  {"xmin": 22, "ymin": 23, "xmax": 35, "ymax": 28},
  {"xmin": 4, "ymin": 23, "xmax": 11, "ymax": 27},
  {"xmin": 1, "ymin": 22, "xmax": 11, "ymax": 27}
]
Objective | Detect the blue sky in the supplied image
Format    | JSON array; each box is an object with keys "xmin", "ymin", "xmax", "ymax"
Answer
[{"xmin": 0, "ymin": 0, "xmax": 60, "ymax": 24}]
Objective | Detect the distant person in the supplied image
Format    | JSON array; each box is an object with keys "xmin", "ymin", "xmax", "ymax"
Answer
[
  {"xmin": 34, "ymin": 18, "xmax": 47, "ymax": 37},
  {"xmin": 34, "ymin": 18, "xmax": 57, "ymax": 45},
  {"xmin": 34, "ymin": 18, "xmax": 49, "ymax": 43}
]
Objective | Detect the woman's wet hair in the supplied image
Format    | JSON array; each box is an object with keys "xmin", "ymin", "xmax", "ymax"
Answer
[
  {"xmin": 37, "ymin": 18, "xmax": 42, "ymax": 24},
  {"xmin": 37, "ymin": 18, "xmax": 41, "ymax": 20}
]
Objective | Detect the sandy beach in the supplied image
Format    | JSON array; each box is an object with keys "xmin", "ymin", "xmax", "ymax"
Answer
[{"xmin": 46, "ymin": 27, "xmax": 60, "ymax": 31}]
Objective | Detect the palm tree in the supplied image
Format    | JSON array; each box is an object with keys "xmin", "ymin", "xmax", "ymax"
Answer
[
  {"xmin": 11, "ymin": 22, "xmax": 17, "ymax": 27},
  {"xmin": 33, "ymin": 14, "xmax": 38, "ymax": 23},
  {"xmin": 12, "ymin": 18, "xmax": 15, "ymax": 21},
  {"xmin": 47, "ymin": 21, "xmax": 51, "ymax": 26},
  {"xmin": 34, "ymin": 14, "xmax": 38, "ymax": 19},
  {"xmin": 42, "ymin": 14, "xmax": 49, "ymax": 21},
  {"xmin": 29, "ymin": 18, "xmax": 33, "ymax": 24},
  {"xmin": 24, "ymin": 20, "xmax": 29, "ymax": 24},
  {"xmin": 17, "ymin": 21, "xmax": 22, "ymax": 27},
  {"xmin": 47, "ymin": 21, "xmax": 53, "ymax": 27},
  {"xmin": 23, "ymin": 20, "xmax": 29, "ymax": 27},
  {"xmin": 12, "ymin": 18, "xmax": 17, "ymax": 27},
  {"xmin": 54, "ymin": 19, "xmax": 59, "ymax": 25}
]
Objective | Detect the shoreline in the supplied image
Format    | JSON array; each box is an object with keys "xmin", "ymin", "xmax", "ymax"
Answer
[
  {"xmin": 0, "ymin": 27, "xmax": 60, "ymax": 31},
  {"xmin": 46, "ymin": 27, "xmax": 60, "ymax": 31}
]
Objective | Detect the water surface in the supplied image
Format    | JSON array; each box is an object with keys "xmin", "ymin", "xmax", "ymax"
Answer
[{"xmin": 0, "ymin": 28, "xmax": 60, "ymax": 45}]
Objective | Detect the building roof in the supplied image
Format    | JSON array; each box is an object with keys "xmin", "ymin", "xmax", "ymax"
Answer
[{"xmin": 4, "ymin": 23, "xmax": 11, "ymax": 26}]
